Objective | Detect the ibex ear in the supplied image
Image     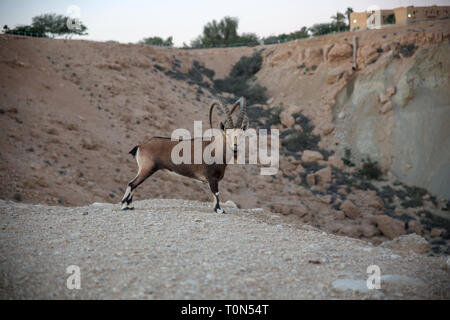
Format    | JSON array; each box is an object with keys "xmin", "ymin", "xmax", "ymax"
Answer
[{"xmin": 220, "ymin": 122, "xmax": 225, "ymax": 131}]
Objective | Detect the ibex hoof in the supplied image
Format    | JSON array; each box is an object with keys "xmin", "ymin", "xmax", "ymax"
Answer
[{"xmin": 215, "ymin": 208, "xmax": 227, "ymax": 214}]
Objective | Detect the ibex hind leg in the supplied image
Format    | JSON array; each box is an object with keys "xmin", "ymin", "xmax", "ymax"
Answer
[
  {"xmin": 121, "ymin": 148, "xmax": 156, "ymax": 210},
  {"xmin": 120, "ymin": 170, "xmax": 155, "ymax": 210}
]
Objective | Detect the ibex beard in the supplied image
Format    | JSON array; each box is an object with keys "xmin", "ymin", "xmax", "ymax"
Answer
[{"xmin": 120, "ymin": 97, "xmax": 252, "ymax": 214}]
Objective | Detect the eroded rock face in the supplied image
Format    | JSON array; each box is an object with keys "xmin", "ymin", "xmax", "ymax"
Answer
[{"xmin": 333, "ymin": 43, "xmax": 450, "ymax": 199}]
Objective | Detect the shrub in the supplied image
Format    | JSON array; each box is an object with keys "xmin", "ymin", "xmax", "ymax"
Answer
[
  {"xmin": 213, "ymin": 50, "xmax": 267, "ymax": 105},
  {"xmin": 342, "ymin": 148, "xmax": 355, "ymax": 166},
  {"xmin": 358, "ymin": 157, "xmax": 382, "ymax": 180}
]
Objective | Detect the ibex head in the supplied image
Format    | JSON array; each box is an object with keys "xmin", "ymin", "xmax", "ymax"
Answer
[{"xmin": 209, "ymin": 97, "xmax": 249, "ymax": 159}]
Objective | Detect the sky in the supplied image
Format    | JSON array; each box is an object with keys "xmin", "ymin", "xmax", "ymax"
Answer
[{"xmin": 1, "ymin": 0, "xmax": 449, "ymax": 46}]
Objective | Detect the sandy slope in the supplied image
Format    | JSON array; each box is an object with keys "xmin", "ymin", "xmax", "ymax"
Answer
[{"xmin": 0, "ymin": 198, "xmax": 448, "ymax": 299}]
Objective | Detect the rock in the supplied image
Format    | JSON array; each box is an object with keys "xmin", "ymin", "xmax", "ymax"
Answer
[
  {"xmin": 375, "ymin": 215, "xmax": 406, "ymax": 240},
  {"xmin": 327, "ymin": 155, "xmax": 344, "ymax": 170},
  {"xmin": 407, "ymin": 220, "xmax": 423, "ymax": 235},
  {"xmin": 322, "ymin": 123, "xmax": 335, "ymax": 135},
  {"xmin": 306, "ymin": 173, "xmax": 316, "ymax": 185},
  {"xmin": 327, "ymin": 67, "xmax": 347, "ymax": 84},
  {"xmin": 380, "ymin": 101, "xmax": 393, "ymax": 114},
  {"xmin": 301, "ymin": 150, "xmax": 323, "ymax": 163},
  {"xmin": 223, "ymin": 200, "xmax": 237, "ymax": 208},
  {"xmin": 340, "ymin": 200, "xmax": 360, "ymax": 219},
  {"xmin": 431, "ymin": 228, "xmax": 443, "ymax": 237},
  {"xmin": 379, "ymin": 93, "xmax": 389, "ymax": 104},
  {"xmin": 338, "ymin": 224, "xmax": 362, "ymax": 237},
  {"xmin": 272, "ymin": 203, "xmax": 308, "ymax": 217},
  {"xmin": 331, "ymin": 279, "xmax": 369, "ymax": 293},
  {"xmin": 380, "ymin": 234, "xmax": 429, "ymax": 254},
  {"xmin": 386, "ymin": 86, "xmax": 396, "ymax": 97},
  {"xmin": 361, "ymin": 222, "xmax": 379, "ymax": 237},
  {"xmin": 315, "ymin": 167, "xmax": 332, "ymax": 186},
  {"xmin": 327, "ymin": 44, "xmax": 353, "ymax": 62},
  {"xmin": 279, "ymin": 111, "xmax": 295, "ymax": 128}
]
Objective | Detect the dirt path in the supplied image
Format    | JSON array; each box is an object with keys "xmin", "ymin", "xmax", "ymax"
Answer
[{"xmin": 0, "ymin": 199, "xmax": 448, "ymax": 299}]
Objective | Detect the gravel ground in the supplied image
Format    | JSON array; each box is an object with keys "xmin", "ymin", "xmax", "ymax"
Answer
[{"xmin": 0, "ymin": 199, "xmax": 449, "ymax": 299}]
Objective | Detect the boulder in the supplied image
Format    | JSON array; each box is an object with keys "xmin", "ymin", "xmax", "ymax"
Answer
[
  {"xmin": 327, "ymin": 155, "xmax": 344, "ymax": 170},
  {"xmin": 375, "ymin": 215, "xmax": 406, "ymax": 239},
  {"xmin": 315, "ymin": 167, "xmax": 332, "ymax": 186},
  {"xmin": 328, "ymin": 44, "xmax": 352, "ymax": 62},
  {"xmin": 379, "ymin": 93, "xmax": 389, "ymax": 104},
  {"xmin": 301, "ymin": 150, "xmax": 324, "ymax": 163},
  {"xmin": 340, "ymin": 200, "xmax": 360, "ymax": 219},
  {"xmin": 279, "ymin": 111, "xmax": 295, "ymax": 127},
  {"xmin": 431, "ymin": 228, "xmax": 443, "ymax": 237},
  {"xmin": 306, "ymin": 173, "xmax": 316, "ymax": 185},
  {"xmin": 407, "ymin": 220, "xmax": 423, "ymax": 235},
  {"xmin": 380, "ymin": 101, "xmax": 393, "ymax": 114},
  {"xmin": 272, "ymin": 203, "xmax": 308, "ymax": 217},
  {"xmin": 322, "ymin": 123, "xmax": 335, "ymax": 135},
  {"xmin": 386, "ymin": 86, "xmax": 396, "ymax": 97},
  {"xmin": 361, "ymin": 222, "xmax": 379, "ymax": 238}
]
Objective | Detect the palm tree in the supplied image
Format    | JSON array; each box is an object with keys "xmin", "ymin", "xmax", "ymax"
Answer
[
  {"xmin": 345, "ymin": 7, "xmax": 354, "ymax": 29},
  {"xmin": 331, "ymin": 12, "xmax": 346, "ymax": 32}
]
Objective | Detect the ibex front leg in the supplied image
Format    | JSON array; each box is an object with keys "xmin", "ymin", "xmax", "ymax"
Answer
[{"xmin": 208, "ymin": 179, "xmax": 226, "ymax": 214}]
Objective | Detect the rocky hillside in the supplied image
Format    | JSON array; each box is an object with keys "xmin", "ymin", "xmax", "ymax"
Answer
[
  {"xmin": 0, "ymin": 199, "xmax": 448, "ymax": 299},
  {"xmin": 0, "ymin": 20, "xmax": 449, "ymax": 258}
]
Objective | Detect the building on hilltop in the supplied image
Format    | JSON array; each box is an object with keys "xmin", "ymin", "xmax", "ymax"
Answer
[{"xmin": 350, "ymin": 5, "xmax": 450, "ymax": 30}]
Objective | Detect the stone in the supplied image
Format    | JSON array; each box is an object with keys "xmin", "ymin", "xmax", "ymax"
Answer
[
  {"xmin": 306, "ymin": 173, "xmax": 316, "ymax": 185},
  {"xmin": 379, "ymin": 93, "xmax": 389, "ymax": 104},
  {"xmin": 407, "ymin": 220, "xmax": 423, "ymax": 235},
  {"xmin": 315, "ymin": 167, "xmax": 332, "ymax": 186},
  {"xmin": 340, "ymin": 200, "xmax": 360, "ymax": 219},
  {"xmin": 322, "ymin": 123, "xmax": 335, "ymax": 135},
  {"xmin": 338, "ymin": 224, "xmax": 362, "ymax": 237},
  {"xmin": 301, "ymin": 150, "xmax": 324, "ymax": 163},
  {"xmin": 381, "ymin": 234, "xmax": 428, "ymax": 254},
  {"xmin": 431, "ymin": 228, "xmax": 443, "ymax": 237},
  {"xmin": 279, "ymin": 111, "xmax": 295, "ymax": 127},
  {"xmin": 327, "ymin": 155, "xmax": 344, "ymax": 170},
  {"xmin": 380, "ymin": 101, "xmax": 393, "ymax": 114},
  {"xmin": 272, "ymin": 203, "xmax": 308, "ymax": 217},
  {"xmin": 386, "ymin": 86, "xmax": 396, "ymax": 97},
  {"xmin": 375, "ymin": 215, "xmax": 406, "ymax": 240},
  {"xmin": 361, "ymin": 222, "xmax": 379, "ymax": 237}
]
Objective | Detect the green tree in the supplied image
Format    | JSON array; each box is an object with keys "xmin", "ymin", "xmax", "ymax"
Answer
[
  {"xmin": 6, "ymin": 13, "xmax": 87, "ymax": 37},
  {"xmin": 138, "ymin": 36, "xmax": 173, "ymax": 47},
  {"xmin": 308, "ymin": 23, "xmax": 338, "ymax": 36},
  {"xmin": 331, "ymin": 12, "xmax": 346, "ymax": 32}
]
